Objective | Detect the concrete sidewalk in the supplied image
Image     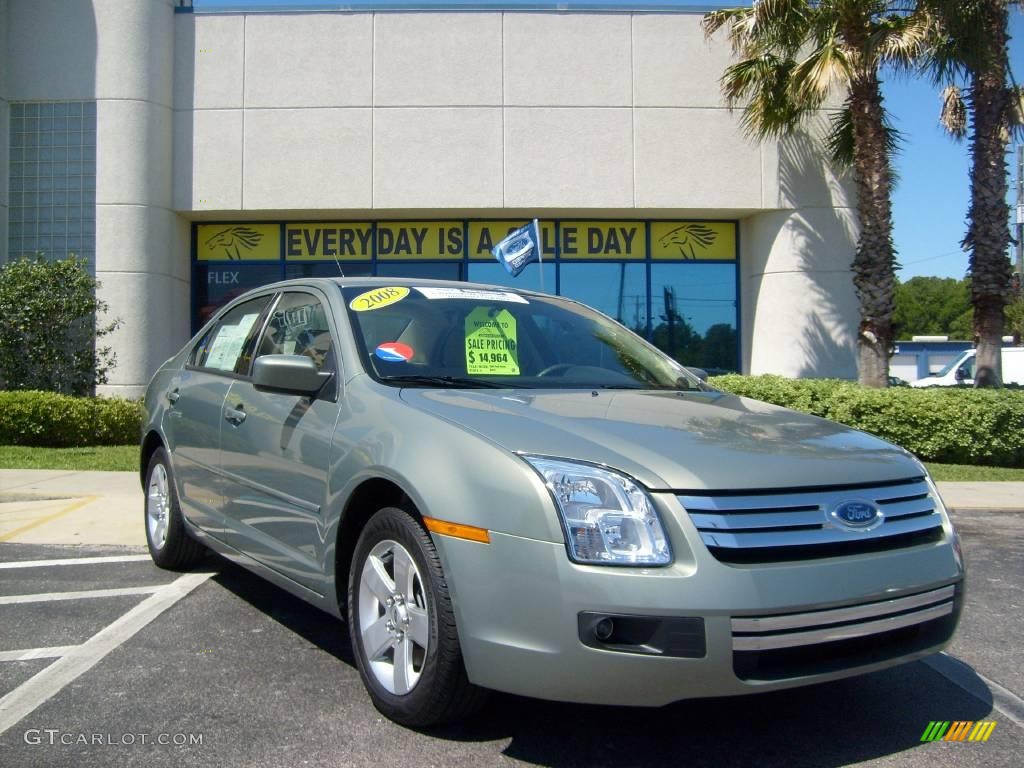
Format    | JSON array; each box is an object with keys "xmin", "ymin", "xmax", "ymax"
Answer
[
  {"xmin": 0, "ymin": 469, "xmax": 1021, "ymax": 548},
  {"xmin": 0, "ymin": 470, "xmax": 145, "ymax": 547}
]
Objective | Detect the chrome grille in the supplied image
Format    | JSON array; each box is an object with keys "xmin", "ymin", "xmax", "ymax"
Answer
[{"xmin": 678, "ymin": 478, "xmax": 944, "ymax": 563}]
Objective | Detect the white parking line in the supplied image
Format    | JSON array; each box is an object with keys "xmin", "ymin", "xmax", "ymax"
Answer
[
  {"xmin": 0, "ymin": 586, "xmax": 163, "ymax": 606},
  {"xmin": 924, "ymin": 653, "xmax": 1024, "ymax": 726},
  {"xmin": 0, "ymin": 555, "xmax": 152, "ymax": 569},
  {"xmin": 0, "ymin": 646, "xmax": 78, "ymax": 662},
  {"xmin": 0, "ymin": 571, "xmax": 212, "ymax": 736}
]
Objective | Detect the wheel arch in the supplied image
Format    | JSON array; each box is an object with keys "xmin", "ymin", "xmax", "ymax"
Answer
[
  {"xmin": 334, "ymin": 476, "xmax": 419, "ymax": 617},
  {"xmin": 140, "ymin": 430, "xmax": 165, "ymax": 488}
]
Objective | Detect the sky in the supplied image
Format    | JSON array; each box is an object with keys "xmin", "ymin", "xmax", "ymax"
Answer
[
  {"xmin": 885, "ymin": 12, "xmax": 1024, "ymax": 281},
  {"xmin": 194, "ymin": 0, "xmax": 1024, "ymax": 282}
]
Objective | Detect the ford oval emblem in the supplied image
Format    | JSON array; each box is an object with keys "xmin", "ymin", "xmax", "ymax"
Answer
[{"xmin": 830, "ymin": 499, "xmax": 884, "ymax": 531}]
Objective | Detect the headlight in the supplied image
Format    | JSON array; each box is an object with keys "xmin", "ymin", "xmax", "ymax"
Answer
[{"xmin": 523, "ymin": 456, "xmax": 672, "ymax": 566}]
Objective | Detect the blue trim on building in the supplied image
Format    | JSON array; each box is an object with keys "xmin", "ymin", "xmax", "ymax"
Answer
[{"xmin": 189, "ymin": 1, "xmax": 737, "ymax": 14}]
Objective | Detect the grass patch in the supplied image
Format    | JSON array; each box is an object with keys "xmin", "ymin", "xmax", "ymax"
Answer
[
  {"xmin": 0, "ymin": 444, "xmax": 138, "ymax": 472},
  {"xmin": 924, "ymin": 463, "xmax": 1024, "ymax": 481}
]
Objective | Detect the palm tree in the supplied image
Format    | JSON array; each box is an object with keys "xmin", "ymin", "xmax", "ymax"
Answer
[
  {"xmin": 703, "ymin": 1, "xmax": 925, "ymax": 387},
  {"xmin": 920, "ymin": 0, "xmax": 1022, "ymax": 386}
]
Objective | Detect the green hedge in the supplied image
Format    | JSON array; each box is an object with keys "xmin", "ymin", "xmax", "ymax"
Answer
[
  {"xmin": 709, "ymin": 375, "xmax": 1024, "ymax": 468},
  {"xmin": 3, "ymin": 379, "xmax": 1023, "ymax": 468},
  {"xmin": 0, "ymin": 390, "xmax": 142, "ymax": 447}
]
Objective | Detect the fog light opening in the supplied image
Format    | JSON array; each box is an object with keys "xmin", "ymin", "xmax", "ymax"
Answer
[{"xmin": 594, "ymin": 617, "xmax": 615, "ymax": 642}]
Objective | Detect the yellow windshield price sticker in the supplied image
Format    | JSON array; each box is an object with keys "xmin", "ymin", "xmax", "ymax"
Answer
[
  {"xmin": 465, "ymin": 307, "xmax": 520, "ymax": 375},
  {"xmin": 349, "ymin": 286, "xmax": 410, "ymax": 312}
]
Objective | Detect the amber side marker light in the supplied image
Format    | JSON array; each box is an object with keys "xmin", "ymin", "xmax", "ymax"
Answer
[{"xmin": 423, "ymin": 516, "xmax": 490, "ymax": 544}]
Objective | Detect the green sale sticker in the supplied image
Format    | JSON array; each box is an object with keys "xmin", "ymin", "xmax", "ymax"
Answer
[{"xmin": 464, "ymin": 307, "xmax": 520, "ymax": 375}]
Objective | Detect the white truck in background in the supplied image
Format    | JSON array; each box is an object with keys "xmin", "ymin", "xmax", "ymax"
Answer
[{"xmin": 910, "ymin": 347, "xmax": 1024, "ymax": 387}]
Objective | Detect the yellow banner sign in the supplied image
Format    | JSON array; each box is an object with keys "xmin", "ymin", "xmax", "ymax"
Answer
[
  {"xmin": 468, "ymin": 221, "xmax": 557, "ymax": 261},
  {"xmin": 196, "ymin": 220, "xmax": 738, "ymax": 262},
  {"xmin": 376, "ymin": 221, "xmax": 464, "ymax": 260},
  {"xmin": 197, "ymin": 224, "xmax": 280, "ymax": 261},
  {"xmin": 558, "ymin": 221, "xmax": 644, "ymax": 259},
  {"xmin": 651, "ymin": 221, "xmax": 736, "ymax": 261},
  {"xmin": 286, "ymin": 222, "xmax": 373, "ymax": 260}
]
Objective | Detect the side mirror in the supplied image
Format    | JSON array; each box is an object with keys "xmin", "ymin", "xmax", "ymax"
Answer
[
  {"xmin": 955, "ymin": 366, "xmax": 967, "ymax": 381},
  {"xmin": 252, "ymin": 354, "xmax": 331, "ymax": 396},
  {"xmin": 685, "ymin": 366, "xmax": 709, "ymax": 382}
]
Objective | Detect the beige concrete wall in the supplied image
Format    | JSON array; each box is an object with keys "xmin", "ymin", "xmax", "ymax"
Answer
[
  {"xmin": 7, "ymin": 0, "xmax": 183, "ymax": 397},
  {"xmin": 5, "ymin": 6, "xmax": 859, "ymax": 392},
  {"xmin": 93, "ymin": 0, "xmax": 183, "ymax": 398},
  {"xmin": 0, "ymin": 0, "xmax": 8, "ymax": 267},
  {"xmin": 173, "ymin": 11, "xmax": 793, "ymax": 214},
  {"xmin": 171, "ymin": 10, "xmax": 857, "ymax": 381}
]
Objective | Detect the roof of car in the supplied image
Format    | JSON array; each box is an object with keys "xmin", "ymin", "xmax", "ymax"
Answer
[{"xmin": 263, "ymin": 276, "xmax": 544, "ymax": 296}]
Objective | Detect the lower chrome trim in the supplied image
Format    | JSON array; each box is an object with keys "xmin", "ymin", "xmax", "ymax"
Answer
[
  {"xmin": 732, "ymin": 601, "xmax": 954, "ymax": 651},
  {"xmin": 731, "ymin": 585, "xmax": 955, "ymax": 633}
]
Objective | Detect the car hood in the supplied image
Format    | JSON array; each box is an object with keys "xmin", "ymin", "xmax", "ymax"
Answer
[{"xmin": 398, "ymin": 388, "xmax": 922, "ymax": 491}]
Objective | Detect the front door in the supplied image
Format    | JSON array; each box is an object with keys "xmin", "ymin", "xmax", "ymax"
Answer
[{"xmin": 219, "ymin": 289, "xmax": 341, "ymax": 592}]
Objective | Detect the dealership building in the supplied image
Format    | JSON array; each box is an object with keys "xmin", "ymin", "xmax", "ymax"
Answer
[{"xmin": 1, "ymin": 0, "xmax": 859, "ymax": 397}]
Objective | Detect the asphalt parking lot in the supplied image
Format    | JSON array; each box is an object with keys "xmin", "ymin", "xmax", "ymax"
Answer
[{"xmin": 0, "ymin": 508, "xmax": 1021, "ymax": 768}]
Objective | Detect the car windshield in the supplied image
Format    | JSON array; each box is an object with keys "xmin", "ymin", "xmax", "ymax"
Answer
[
  {"xmin": 341, "ymin": 285, "xmax": 705, "ymax": 390},
  {"xmin": 935, "ymin": 352, "xmax": 972, "ymax": 378}
]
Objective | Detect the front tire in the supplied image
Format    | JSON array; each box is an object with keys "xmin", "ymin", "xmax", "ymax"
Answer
[
  {"xmin": 348, "ymin": 506, "xmax": 486, "ymax": 727},
  {"xmin": 144, "ymin": 447, "xmax": 205, "ymax": 570}
]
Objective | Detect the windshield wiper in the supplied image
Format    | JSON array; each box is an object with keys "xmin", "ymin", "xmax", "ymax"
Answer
[{"xmin": 381, "ymin": 375, "xmax": 511, "ymax": 389}]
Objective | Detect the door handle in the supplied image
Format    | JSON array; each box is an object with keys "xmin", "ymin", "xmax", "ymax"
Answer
[
  {"xmin": 223, "ymin": 404, "xmax": 246, "ymax": 425},
  {"xmin": 166, "ymin": 388, "xmax": 180, "ymax": 405}
]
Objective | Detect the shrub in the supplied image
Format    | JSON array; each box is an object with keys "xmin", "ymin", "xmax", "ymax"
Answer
[
  {"xmin": 709, "ymin": 375, "xmax": 1024, "ymax": 467},
  {"xmin": 0, "ymin": 391, "xmax": 141, "ymax": 447},
  {"xmin": 0, "ymin": 254, "xmax": 121, "ymax": 395}
]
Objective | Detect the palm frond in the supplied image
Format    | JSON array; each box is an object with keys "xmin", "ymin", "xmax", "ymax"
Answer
[
  {"xmin": 1008, "ymin": 85, "xmax": 1024, "ymax": 133},
  {"xmin": 825, "ymin": 106, "xmax": 856, "ymax": 167},
  {"xmin": 789, "ymin": 37, "xmax": 851, "ymax": 106},
  {"xmin": 701, "ymin": 7, "xmax": 748, "ymax": 43},
  {"xmin": 939, "ymin": 84, "xmax": 968, "ymax": 138},
  {"xmin": 916, "ymin": 0, "xmax": 1014, "ymax": 83},
  {"xmin": 824, "ymin": 102, "xmax": 903, "ymax": 173},
  {"xmin": 871, "ymin": 9, "xmax": 931, "ymax": 72}
]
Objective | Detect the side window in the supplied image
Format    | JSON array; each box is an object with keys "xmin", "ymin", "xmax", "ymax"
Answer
[
  {"xmin": 255, "ymin": 292, "xmax": 337, "ymax": 374},
  {"xmin": 193, "ymin": 295, "xmax": 272, "ymax": 374}
]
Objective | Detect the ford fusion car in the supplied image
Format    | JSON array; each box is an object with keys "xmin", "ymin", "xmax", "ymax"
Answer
[{"xmin": 141, "ymin": 278, "xmax": 964, "ymax": 727}]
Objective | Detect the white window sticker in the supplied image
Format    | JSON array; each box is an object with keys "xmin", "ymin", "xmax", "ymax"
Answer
[
  {"xmin": 204, "ymin": 313, "xmax": 259, "ymax": 371},
  {"xmin": 415, "ymin": 287, "xmax": 528, "ymax": 304}
]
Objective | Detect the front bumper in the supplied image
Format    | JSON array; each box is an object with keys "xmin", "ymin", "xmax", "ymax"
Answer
[{"xmin": 433, "ymin": 495, "xmax": 963, "ymax": 706}]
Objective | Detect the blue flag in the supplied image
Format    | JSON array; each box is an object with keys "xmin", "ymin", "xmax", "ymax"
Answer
[{"xmin": 492, "ymin": 219, "xmax": 542, "ymax": 278}]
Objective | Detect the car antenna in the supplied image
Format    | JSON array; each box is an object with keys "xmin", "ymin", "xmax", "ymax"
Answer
[{"xmin": 333, "ymin": 254, "xmax": 345, "ymax": 277}]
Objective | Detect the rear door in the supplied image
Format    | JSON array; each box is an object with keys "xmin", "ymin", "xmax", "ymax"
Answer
[
  {"xmin": 163, "ymin": 294, "xmax": 273, "ymax": 538},
  {"xmin": 219, "ymin": 289, "xmax": 342, "ymax": 591}
]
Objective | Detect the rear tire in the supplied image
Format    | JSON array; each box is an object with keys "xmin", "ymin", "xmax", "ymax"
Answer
[
  {"xmin": 348, "ymin": 506, "xmax": 487, "ymax": 727},
  {"xmin": 144, "ymin": 447, "xmax": 205, "ymax": 570}
]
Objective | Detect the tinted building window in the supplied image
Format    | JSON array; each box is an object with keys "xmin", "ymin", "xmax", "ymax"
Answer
[
  {"xmin": 558, "ymin": 263, "xmax": 647, "ymax": 337},
  {"xmin": 376, "ymin": 262, "xmax": 462, "ymax": 281},
  {"xmin": 650, "ymin": 263, "xmax": 738, "ymax": 373},
  {"xmin": 466, "ymin": 262, "xmax": 555, "ymax": 293},
  {"xmin": 194, "ymin": 263, "xmax": 282, "ymax": 330},
  {"xmin": 191, "ymin": 221, "xmax": 740, "ymax": 372}
]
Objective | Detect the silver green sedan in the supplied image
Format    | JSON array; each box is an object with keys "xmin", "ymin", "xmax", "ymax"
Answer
[{"xmin": 141, "ymin": 278, "xmax": 964, "ymax": 727}]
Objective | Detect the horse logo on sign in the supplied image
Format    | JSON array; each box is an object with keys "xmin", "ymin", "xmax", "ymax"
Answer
[
  {"xmin": 658, "ymin": 224, "xmax": 718, "ymax": 259},
  {"xmin": 204, "ymin": 226, "xmax": 265, "ymax": 260}
]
